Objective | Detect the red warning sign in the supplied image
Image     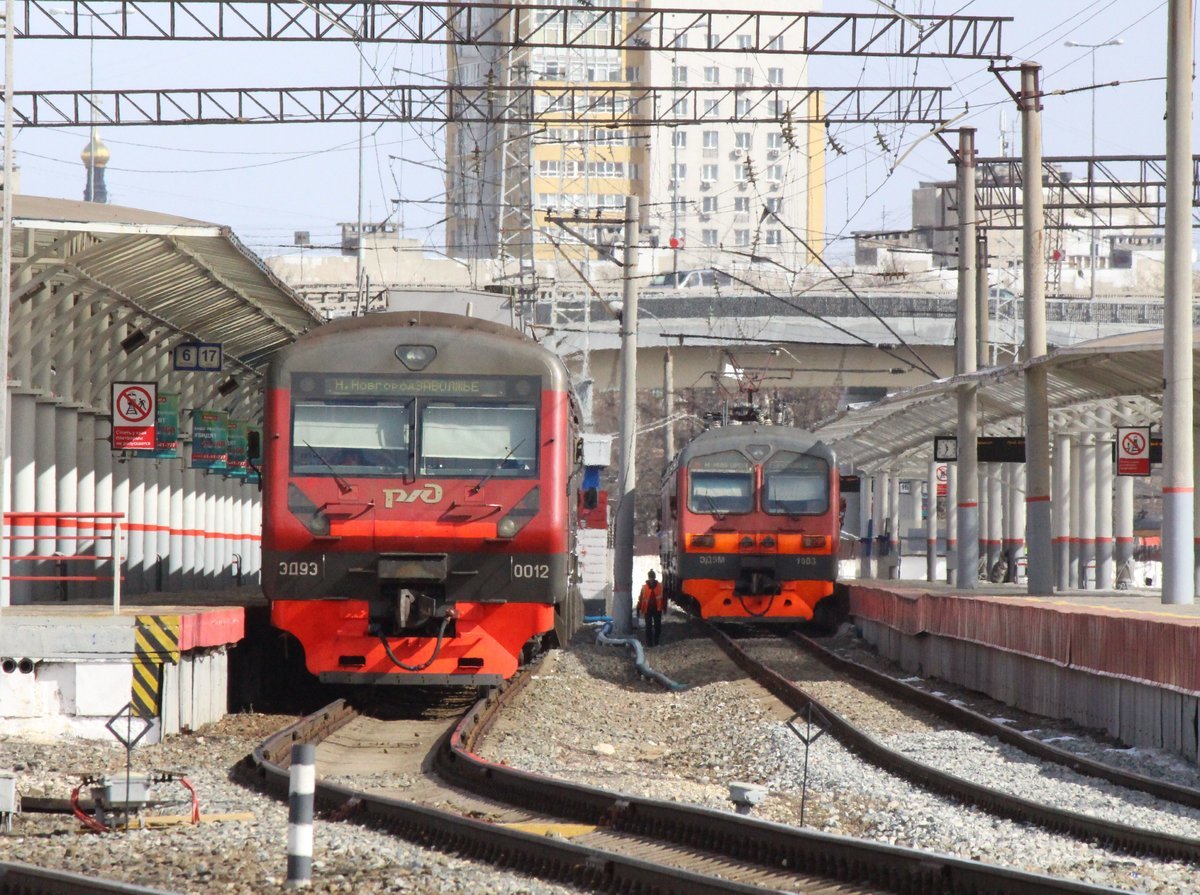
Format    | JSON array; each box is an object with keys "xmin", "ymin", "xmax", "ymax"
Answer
[
  {"xmin": 1116, "ymin": 426, "xmax": 1151, "ymax": 477},
  {"xmin": 112, "ymin": 381, "xmax": 157, "ymax": 451},
  {"xmin": 935, "ymin": 463, "xmax": 949, "ymax": 496}
]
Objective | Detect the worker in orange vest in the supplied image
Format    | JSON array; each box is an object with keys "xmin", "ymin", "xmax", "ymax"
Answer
[{"xmin": 636, "ymin": 569, "xmax": 667, "ymax": 647}]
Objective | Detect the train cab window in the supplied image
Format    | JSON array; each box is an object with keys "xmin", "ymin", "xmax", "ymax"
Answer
[
  {"xmin": 292, "ymin": 402, "xmax": 412, "ymax": 475},
  {"xmin": 420, "ymin": 404, "xmax": 538, "ymax": 478},
  {"xmin": 687, "ymin": 451, "xmax": 754, "ymax": 515},
  {"xmin": 763, "ymin": 451, "xmax": 829, "ymax": 515}
]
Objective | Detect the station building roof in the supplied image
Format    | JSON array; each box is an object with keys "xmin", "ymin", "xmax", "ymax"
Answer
[
  {"xmin": 815, "ymin": 329, "xmax": 1168, "ymax": 476},
  {"xmin": 12, "ymin": 195, "xmax": 321, "ymax": 387}
]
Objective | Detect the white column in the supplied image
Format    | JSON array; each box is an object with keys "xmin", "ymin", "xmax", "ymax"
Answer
[
  {"xmin": 204, "ymin": 474, "xmax": 218, "ymax": 585},
  {"xmin": 1116, "ymin": 473, "xmax": 1135, "ymax": 586},
  {"xmin": 94, "ymin": 416, "xmax": 114, "ymax": 598},
  {"xmin": 55, "ymin": 407, "xmax": 79, "ymax": 600},
  {"xmin": 1006, "ymin": 464, "xmax": 1027, "ymax": 583},
  {"xmin": 857, "ymin": 477, "xmax": 872, "ymax": 579},
  {"xmin": 872, "ymin": 472, "xmax": 888, "ymax": 579},
  {"xmin": 1069, "ymin": 437, "xmax": 1083, "ymax": 588},
  {"xmin": 34, "ymin": 400, "xmax": 57, "ymax": 599},
  {"xmin": 156, "ymin": 460, "xmax": 171, "ymax": 592},
  {"xmin": 169, "ymin": 459, "xmax": 184, "ymax": 591},
  {"xmin": 1079, "ymin": 434, "xmax": 1097, "ymax": 588},
  {"xmin": 945, "ymin": 464, "xmax": 958, "ymax": 583},
  {"xmin": 926, "ymin": 462, "xmax": 939, "ymax": 582},
  {"xmin": 111, "ymin": 448, "xmax": 130, "ymax": 597},
  {"xmin": 10, "ymin": 394, "xmax": 36, "ymax": 603},
  {"xmin": 986, "ymin": 464, "xmax": 1003, "ymax": 578},
  {"xmin": 143, "ymin": 461, "xmax": 160, "ymax": 591},
  {"xmin": 76, "ymin": 413, "xmax": 96, "ymax": 601},
  {"xmin": 1095, "ymin": 434, "xmax": 1114, "ymax": 589},
  {"xmin": 1053, "ymin": 434, "xmax": 1071, "ymax": 591},
  {"xmin": 220, "ymin": 476, "xmax": 235, "ymax": 586},
  {"xmin": 126, "ymin": 459, "xmax": 146, "ymax": 594},
  {"xmin": 182, "ymin": 460, "xmax": 198, "ymax": 589},
  {"xmin": 250, "ymin": 492, "xmax": 263, "ymax": 582}
]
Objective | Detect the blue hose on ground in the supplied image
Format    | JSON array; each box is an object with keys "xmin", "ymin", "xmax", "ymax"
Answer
[
  {"xmin": 583, "ymin": 615, "xmax": 613, "ymax": 624},
  {"xmin": 594, "ymin": 621, "xmax": 689, "ymax": 692}
]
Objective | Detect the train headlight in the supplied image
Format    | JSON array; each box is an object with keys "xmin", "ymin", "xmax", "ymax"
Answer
[
  {"xmin": 690, "ymin": 534, "xmax": 715, "ymax": 548},
  {"xmin": 395, "ymin": 344, "xmax": 437, "ymax": 371},
  {"xmin": 802, "ymin": 535, "xmax": 826, "ymax": 548},
  {"xmin": 497, "ymin": 517, "xmax": 520, "ymax": 539}
]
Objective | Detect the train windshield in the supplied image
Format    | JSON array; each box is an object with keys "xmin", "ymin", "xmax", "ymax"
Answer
[
  {"xmin": 291, "ymin": 401, "xmax": 412, "ymax": 475},
  {"xmin": 420, "ymin": 404, "xmax": 539, "ymax": 478},
  {"xmin": 688, "ymin": 451, "xmax": 754, "ymax": 515},
  {"xmin": 763, "ymin": 451, "xmax": 830, "ymax": 515}
]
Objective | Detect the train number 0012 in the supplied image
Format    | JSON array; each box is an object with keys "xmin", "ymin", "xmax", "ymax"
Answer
[
  {"xmin": 278, "ymin": 560, "xmax": 321, "ymax": 576},
  {"xmin": 512, "ymin": 562, "xmax": 551, "ymax": 579}
]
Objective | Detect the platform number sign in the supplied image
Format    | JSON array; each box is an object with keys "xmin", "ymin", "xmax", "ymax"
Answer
[
  {"xmin": 1117, "ymin": 426, "xmax": 1151, "ymax": 477},
  {"xmin": 111, "ymin": 381, "xmax": 157, "ymax": 451},
  {"xmin": 173, "ymin": 342, "xmax": 223, "ymax": 372}
]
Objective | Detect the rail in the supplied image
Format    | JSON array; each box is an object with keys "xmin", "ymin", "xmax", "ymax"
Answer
[{"xmin": 2, "ymin": 512, "xmax": 125, "ymax": 612}]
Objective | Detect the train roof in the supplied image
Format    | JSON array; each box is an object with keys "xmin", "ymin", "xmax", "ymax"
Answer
[
  {"xmin": 269, "ymin": 310, "xmax": 571, "ymax": 392},
  {"xmin": 300, "ymin": 310, "xmax": 527, "ymax": 344},
  {"xmin": 668, "ymin": 425, "xmax": 834, "ymax": 474}
]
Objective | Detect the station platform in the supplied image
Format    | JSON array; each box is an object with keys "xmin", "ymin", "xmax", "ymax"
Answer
[
  {"xmin": 847, "ymin": 580, "xmax": 1200, "ymax": 762},
  {"xmin": 0, "ymin": 587, "xmax": 262, "ymax": 743}
]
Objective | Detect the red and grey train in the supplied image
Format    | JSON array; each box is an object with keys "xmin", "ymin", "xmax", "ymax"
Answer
[
  {"xmin": 659, "ymin": 425, "xmax": 843, "ymax": 625},
  {"xmin": 260, "ymin": 310, "xmax": 582, "ymax": 685}
]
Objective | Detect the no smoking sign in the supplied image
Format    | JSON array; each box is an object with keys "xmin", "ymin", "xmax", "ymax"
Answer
[{"xmin": 112, "ymin": 381, "xmax": 158, "ymax": 451}]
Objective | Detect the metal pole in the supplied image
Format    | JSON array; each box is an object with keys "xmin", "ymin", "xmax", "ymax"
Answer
[
  {"xmin": 0, "ymin": 0, "xmax": 14, "ymax": 607},
  {"xmin": 976, "ymin": 230, "xmax": 989, "ymax": 367},
  {"xmin": 945, "ymin": 464, "xmax": 957, "ymax": 583},
  {"xmin": 1162, "ymin": 0, "xmax": 1195, "ymax": 604},
  {"xmin": 1021, "ymin": 62, "xmax": 1054, "ymax": 595},
  {"xmin": 286, "ymin": 743, "xmax": 315, "ymax": 888},
  {"xmin": 612, "ymin": 195, "xmax": 639, "ymax": 634},
  {"xmin": 1115, "ymin": 473, "xmax": 1134, "ymax": 582},
  {"xmin": 663, "ymin": 347, "xmax": 675, "ymax": 468},
  {"xmin": 955, "ymin": 128, "xmax": 979, "ymax": 590},
  {"xmin": 1089, "ymin": 50, "xmax": 1097, "ymax": 303}
]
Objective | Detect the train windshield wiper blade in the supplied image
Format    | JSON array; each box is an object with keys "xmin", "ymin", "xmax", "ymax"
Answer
[
  {"xmin": 304, "ymin": 440, "xmax": 353, "ymax": 494},
  {"xmin": 470, "ymin": 439, "xmax": 527, "ymax": 495}
]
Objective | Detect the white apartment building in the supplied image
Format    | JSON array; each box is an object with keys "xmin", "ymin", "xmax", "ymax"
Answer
[{"xmin": 445, "ymin": 0, "xmax": 826, "ymax": 277}]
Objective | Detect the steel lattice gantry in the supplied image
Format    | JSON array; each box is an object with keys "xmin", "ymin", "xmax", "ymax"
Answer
[
  {"xmin": 15, "ymin": 2, "xmax": 1011, "ymax": 60},
  {"xmin": 11, "ymin": 84, "xmax": 950, "ymax": 128}
]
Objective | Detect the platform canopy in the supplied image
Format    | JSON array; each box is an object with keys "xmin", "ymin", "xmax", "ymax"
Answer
[
  {"xmin": 815, "ymin": 329, "xmax": 1169, "ymax": 477},
  {"xmin": 9, "ymin": 195, "xmax": 321, "ymax": 415}
]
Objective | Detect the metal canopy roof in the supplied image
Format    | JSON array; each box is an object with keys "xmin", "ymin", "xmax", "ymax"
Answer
[
  {"xmin": 12, "ymin": 195, "xmax": 321, "ymax": 380},
  {"xmin": 816, "ymin": 329, "xmax": 1171, "ymax": 476}
]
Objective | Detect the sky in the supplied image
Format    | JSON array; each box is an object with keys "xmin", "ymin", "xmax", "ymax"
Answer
[{"xmin": 6, "ymin": 1, "xmax": 1189, "ymax": 266}]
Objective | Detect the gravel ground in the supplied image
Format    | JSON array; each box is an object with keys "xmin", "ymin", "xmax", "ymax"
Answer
[
  {"xmin": 4, "ymin": 613, "xmax": 1200, "ymax": 894},
  {"xmin": 0, "ymin": 712, "xmax": 582, "ymax": 895},
  {"xmin": 481, "ymin": 614, "xmax": 1200, "ymax": 893}
]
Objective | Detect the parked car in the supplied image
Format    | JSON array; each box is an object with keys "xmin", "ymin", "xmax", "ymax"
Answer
[{"xmin": 646, "ymin": 268, "xmax": 733, "ymax": 290}]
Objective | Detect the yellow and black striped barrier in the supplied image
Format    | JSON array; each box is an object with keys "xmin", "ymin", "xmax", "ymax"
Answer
[{"xmin": 132, "ymin": 615, "xmax": 181, "ymax": 721}]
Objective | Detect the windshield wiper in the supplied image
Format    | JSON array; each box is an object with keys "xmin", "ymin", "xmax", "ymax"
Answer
[
  {"xmin": 304, "ymin": 440, "xmax": 353, "ymax": 494},
  {"xmin": 700, "ymin": 492, "xmax": 727, "ymax": 521},
  {"xmin": 470, "ymin": 439, "xmax": 527, "ymax": 495}
]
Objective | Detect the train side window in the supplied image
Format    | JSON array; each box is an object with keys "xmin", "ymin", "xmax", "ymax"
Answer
[{"xmin": 763, "ymin": 451, "xmax": 830, "ymax": 515}]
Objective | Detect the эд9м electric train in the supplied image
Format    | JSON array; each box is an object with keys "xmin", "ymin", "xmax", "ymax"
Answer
[
  {"xmin": 259, "ymin": 310, "xmax": 582, "ymax": 685},
  {"xmin": 659, "ymin": 424, "xmax": 843, "ymax": 627}
]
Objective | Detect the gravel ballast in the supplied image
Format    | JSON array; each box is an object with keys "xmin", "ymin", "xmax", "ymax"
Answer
[{"xmin": 4, "ymin": 613, "xmax": 1200, "ymax": 894}]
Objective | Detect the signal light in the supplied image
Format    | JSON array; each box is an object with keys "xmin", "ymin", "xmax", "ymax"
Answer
[
  {"xmin": 802, "ymin": 535, "xmax": 826, "ymax": 548},
  {"xmin": 691, "ymin": 534, "xmax": 715, "ymax": 548},
  {"xmin": 395, "ymin": 344, "xmax": 436, "ymax": 371}
]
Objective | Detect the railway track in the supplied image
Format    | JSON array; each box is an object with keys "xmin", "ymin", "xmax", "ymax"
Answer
[
  {"xmin": 706, "ymin": 621, "xmax": 1200, "ymax": 863},
  {"xmin": 237, "ymin": 667, "xmax": 1127, "ymax": 895}
]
